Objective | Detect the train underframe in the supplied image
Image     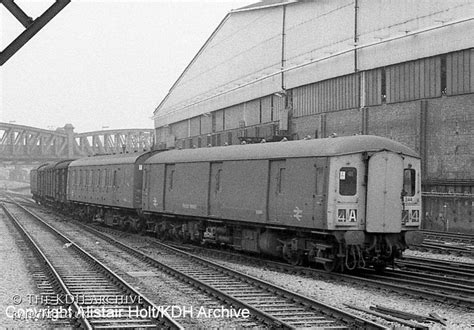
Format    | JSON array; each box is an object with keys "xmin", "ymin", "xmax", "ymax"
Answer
[
  {"xmin": 141, "ymin": 213, "xmax": 416, "ymax": 273},
  {"xmin": 40, "ymin": 197, "xmax": 418, "ymax": 272}
]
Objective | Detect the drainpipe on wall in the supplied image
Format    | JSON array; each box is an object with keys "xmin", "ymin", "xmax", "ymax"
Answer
[{"xmin": 279, "ymin": 4, "xmax": 290, "ymax": 134}]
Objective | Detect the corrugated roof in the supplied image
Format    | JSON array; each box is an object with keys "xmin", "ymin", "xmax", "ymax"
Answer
[
  {"xmin": 153, "ymin": 0, "xmax": 298, "ymax": 120},
  {"xmin": 146, "ymin": 135, "xmax": 419, "ymax": 164},
  {"xmin": 234, "ymin": 0, "xmax": 293, "ymax": 12},
  {"xmin": 69, "ymin": 151, "xmax": 150, "ymax": 167},
  {"xmin": 55, "ymin": 160, "xmax": 75, "ymax": 169}
]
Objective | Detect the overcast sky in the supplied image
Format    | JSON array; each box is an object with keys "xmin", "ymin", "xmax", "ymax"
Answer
[{"xmin": 1, "ymin": 0, "xmax": 254, "ymax": 133}]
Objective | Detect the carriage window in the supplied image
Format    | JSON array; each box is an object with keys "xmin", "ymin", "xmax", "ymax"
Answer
[
  {"xmin": 215, "ymin": 169, "xmax": 222, "ymax": 192},
  {"xmin": 169, "ymin": 170, "xmax": 175, "ymax": 190},
  {"xmin": 277, "ymin": 168, "xmax": 286, "ymax": 194},
  {"xmin": 339, "ymin": 167, "xmax": 357, "ymax": 196},
  {"xmin": 106, "ymin": 169, "xmax": 111, "ymax": 187},
  {"xmin": 403, "ymin": 169, "xmax": 416, "ymax": 196},
  {"xmin": 93, "ymin": 170, "xmax": 98, "ymax": 186},
  {"xmin": 100, "ymin": 169, "xmax": 105, "ymax": 187}
]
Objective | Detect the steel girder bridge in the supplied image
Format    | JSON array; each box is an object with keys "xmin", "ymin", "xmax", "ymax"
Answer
[{"xmin": 0, "ymin": 122, "xmax": 155, "ymax": 164}]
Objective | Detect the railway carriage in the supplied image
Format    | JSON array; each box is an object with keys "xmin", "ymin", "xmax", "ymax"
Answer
[
  {"xmin": 30, "ymin": 166, "xmax": 41, "ymax": 201},
  {"xmin": 33, "ymin": 162, "xmax": 54, "ymax": 204},
  {"xmin": 40, "ymin": 162, "xmax": 56, "ymax": 203},
  {"xmin": 67, "ymin": 152, "xmax": 154, "ymax": 230},
  {"xmin": 54, "ymin": 160, "xmax": 74, "ymax": 206},
  {"xmin": 142, "ymin": 135, "xmax": 422, "ymax": 271},
  {"xmin": 30, "ymin": 135, "xmax": 423, "ymax": 272},
  {"xmin": 32, "ymin": 160, "xmax": 74, "ymax": 207}
]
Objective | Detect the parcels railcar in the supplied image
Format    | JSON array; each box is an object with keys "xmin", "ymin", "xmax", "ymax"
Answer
[{"xmin": 142, "ymin": 135, "xmax": 422, "ymax": 271}]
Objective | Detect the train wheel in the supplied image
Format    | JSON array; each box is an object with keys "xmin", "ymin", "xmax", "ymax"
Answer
[
  {"xmin": 323, "ymin": 258, "xmax": 340, "ymax": 272},
  {"xmin": 288, "ymin": 252, "xmax": 304, "ymax": 266},
  {"xmin": 282, "ymin": 242, "xmax": 303, "ymax": 266}
]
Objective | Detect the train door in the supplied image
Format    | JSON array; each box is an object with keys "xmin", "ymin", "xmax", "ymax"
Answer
[
  {"xmin": 112, "ymin": 168, "xmax": 118, "ymax": 204},
  {"xmin": 366, "ymin": 151, "xmax": 403, "ymax": 233},
  {"xmin": 140, "ymin": 164, "xmax": 148, "ymax": 209},
  {"xmin": 268, "ymin": 160, "xmax": 286, "ymax": 222},
  {"xmin": 209, "ymin": 162, "xmax": 223, "ymax": 217},
  {"xmin": 57, "ymin": 168, "xmax": 63, "ymax": 201},
  {"xmin": 163, "ymin": 164, "xmax": 176, "ymax": 212},
  {"xmin": 313, "ymin": 158, "xmax": 327, "ymax": 227}
]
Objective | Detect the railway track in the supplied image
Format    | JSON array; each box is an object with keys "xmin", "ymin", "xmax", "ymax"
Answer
[
  {"xmin": 6, "ymin": 195, "xmax": 472, "ymax": 326},
  {"xmin": 411, "ymin": 230, "xmax": 474, "ymax": 256},
  {"xmin": 396, "ymin": 256, "xmax": 474, "ymax": 280},
  {"xmin": 1, "ymin": 202, "xmax": 182, "ymax": 329},
  {"xmin": 82, "ymin": 225, "xmax": 474, "ymax": 328},
  {"xmin": 140, "ymin": 237, "xmax": 474, "ymax": 308},
  {"xmin": 69, "ymin": 220, "xmax": 386, "ymax": 329},
  {"xmin": 421, "ymin": 230, "xmax": 474, "ymax": 244},
  {"xmin": 358, "ymin": 268, "xmax": 473, "ymax": 304}
]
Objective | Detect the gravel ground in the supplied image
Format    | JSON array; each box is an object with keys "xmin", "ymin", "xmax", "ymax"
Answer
[
  {"xmin": 405, "ymin": 248, "xmax": 474, "ymax": 264},
  {"xmin": 0, "ymin": 211, "xmax": 70, "ymax": 328},
  {"xmin": 203, "ymin": 255, "xmax": 474, "ymax": 329},
  {"xmin": 37, "ymin": 212, "xmax": 259, "ymax": 329},
  {"xmin": 119, "ymin": 235, "xmax": 473, "ymax": 328},
  {"xmin": 17, "ymin": 204, "xmax": 474, "ymax": 329}
]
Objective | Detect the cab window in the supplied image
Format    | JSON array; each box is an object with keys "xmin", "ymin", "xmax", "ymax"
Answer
[
  {"xmin": 339, "ymin": 167, "xmax": 357, "ymax": 196},
  {"xmin": 403, "ymin": 169, "xmax": 416, "ymax": 196}
]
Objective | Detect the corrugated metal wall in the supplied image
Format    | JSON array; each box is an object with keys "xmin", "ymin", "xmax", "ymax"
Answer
[
  {"xmin": 189, "ymin": 117, "xmax": 200, "ymax": 136},
  {"xmin": 154, "ymin": 127, "xmax": 166, "ymax": 144},
  {"xmin": 171, "ymin": 120, "xmax": 188, "ymax": 139},
  {"xmin": 155, "ymin": 1, "xmax": 473, "ymax": 127},
  {"xmin": 200, "ymin": 115, "xmax": 212, "ymax": 135},
  {"xmin": 213, "ymin": 110, "xmax": 224, "ymax": 132},
  {"xmin": 224, "ymin": 104, "xmax": 244, "ymax": 130},
  {"xmin": 293, "ymin": 74, "xmax": 359, "ymax": 117},
  {"xmin": 386, "ymin": 57, "xmax": 441, "ymax": 103},
  {"xmin": 364, "ymin": 69, "xmax": 382, "ymax": 106},
  {"xmin": 261, "ymin": 96, "xmax": 273, "ymax": 123},
  {"xmin": 447, "ymin": 49, "xmax": 474, "ymax": 95},
  {"xmin": 273, "ymin": 95, "xmax": 284, "ymax": 122},
  {"xmin": 244, "ymin": 99, "xmax": 261, "ymax": 127},
  {"xmin": 167, "ymin": 48, "xmax": 472, "ymax": 141}
]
